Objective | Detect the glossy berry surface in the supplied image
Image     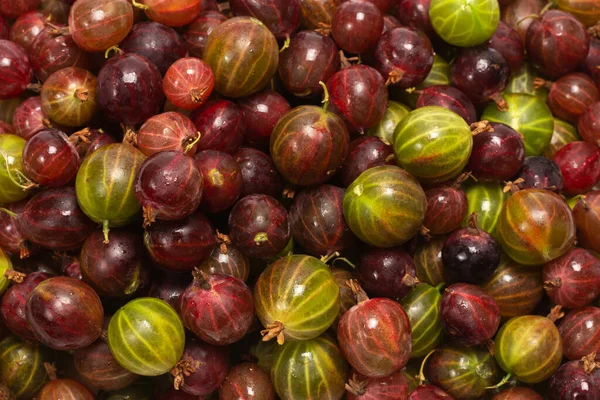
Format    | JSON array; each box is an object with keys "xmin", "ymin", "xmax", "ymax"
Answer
[
  {"xmin": 515, "ymin": 156, "xmax": 563, "ymax": 193},
  {"xmin": 26, "ymin": 276, "xmax": 103, "ymax": 350},
  {"xmin": 230, "ymin": 0, "xmax": 301, "ymax": 40},
  {"xmin": 440, "ymin": 283, "xmax": 501, "ymax": 347},
  {"xmin": 238, "ymin": 89, "xmax": 290, "ymax": 149},
  {"xmin": 163, "ymin": 57, "xmax": 214, "ymax": 110},
  {"xmin": 552, "ymin": 141, "xmax": 600, "ymax": 196},
  {"xmin": 423, "ymin": 184, "xmax": 468, "ymax": 235},
  {"xmin": 229, "ymin": 194, "xmax": 291, "ymax": 259},
  {"xmin": 339, "ymin": 136, "xmax": 394, "ymax": 188},
  {"xmin": 415, "ymin": 85, "xmax": 477, "ymax": 125},
  {"xmin": 442, "ymin": 215, "xmax": 501, "ymax": 284},
  {"xmin": 135, "ymin": 150, "xmax": 204, "ymax": 224},
  {"xmin": 557, "ymin": 306, "xmax": 600, "ymax": 361},
  {"xmin": 0, "ymin": 40, "xmax": 32, "ymax": 100},
  {"xmin": 331, "ymin": 0, "xmax": 383, "ymax": 54},
  {"xmin": 357, "ymin": 247, "xmax": 417, "ymax": 301},
  {"xmin": 184, "ymin": 11, "xmax": 227, "ymax": 58},
  {"xmin": 194, "ymin": 150, "xmax": 243, "ymax": 213},
  {"xmin": 578, "ymin": 101, "xmax": 600, "ymax": 146},
  {"xmin": 233, "ymin": 147, "xmax": 282, "ymax": 198},
  {"xmin": 191, "ymin": 100, "xmax": 246, "ymax": 154},
  {"xmin": 219, "ymin": 362, "xmax": 276, "ymax": 400}
]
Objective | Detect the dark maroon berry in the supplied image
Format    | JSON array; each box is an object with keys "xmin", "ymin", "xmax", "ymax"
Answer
[
  {"xmin": 233, "ymin": 147, "xmax": 282, "ymax": 198},
  {"xmin": 230, "ymin": 0, "xmax": 301, "ymax": 40},
  {"xmin": 415, "ymin": 85, "xmax": 477, "ymax": 125},
  {"xmin": 176, "ymin": 340, "xmax": 230, "ymax": 396},
  {"xmin": 1, "ymin": 271, "xmax": 52, "ymax": 341},
  {"xmin": 219, "ymin": 363, "xmax": 276, "ymax": 400},
  {"xmin": 326, "ymin": 64, "xmax": 388, "ymax": 131},
  {"xmin": 468, "ymin": 122, "xmax": 525, "ymax": 182},
  {"xmin": 514, "ymin": 156, "xmax": 563, "ymax": 193},
  {"xmin": 409, "ymin": 384, "xmax": 454, "ymax": 399},
  {"xmin": 450, "ymin": 46, "xmax": 510, "ymax": 109},
  {"xmin": 442, "ymin": 214, "xmax": 501, "ymax": 284},
  {"xmin": 423, "ymin": 183, "xmax": 468, "ymax": 235},
  {"xmin": 558, "ymin": 307, "xmax": 600, "ymax": 361},
  {"xmin": 135, "ymin": 150, "xmax": 204, "ymax": 224},
  {"xmin": 374, "ymin": 26, "xmax": 434, "ymax": 88},
  {"xmin": 120, "ymin": 21, "xmax": 187, "ymax": 75},
  {"xmin": 194, "ymin": 150, "xmax": 243, "ymax": 213},
  {"xmin": 525, "ymin": 10, "xmax": 589, "ymax": 78},
  {"xmin": 289, "ymin": 184, "xmax": 357, "ymax": 257},
  {"xmin": 543, "ymin": 248, "xmax": 600, "ymax": 309},
  {"xmin": 238, "ymin": 89, "xmax": 291, "ymax": 149},
  {"xmin": 80, "ymin": 229, "xmax": 147, "ymax": 297},
  {"xmin": 184, "ymin": 11, "xmax": 228, "ymax": 58},
  {"xmin": 345, "ymin": 370, "xmax": 409, "ymax": 400},
  {"xmin": 22, "ymin": 128, "xmax": 80, "ymax": 187},
  {"xmin": 144, "ymin": 211, "xmax": 216, "ymax": 273},
  {"xmin": 487, "ymin": 21, "xmax": 524, "ymax": 72},
  {"xmin": 180, "ymin": 270, "xmax": 254, "ymax": 346},
  {"xmin": 440, "ymin": 283, "xmax": 501, "ymax": 347},
  {"xmin": 548, "ymin": 359, "xmax": 600, "ymax": 400},
  {"xmin": 338, "ymin": 136, "xmax": 394, "ymax": 187},
  {"xmin": 278, "ymin": 30, "xmax": 340, "ymax": 98},
  {"xmin": 0, "ymin": 203, "xmax": 34, "ymax": 258},
  {"xmin": 584, "ymin": 37, "xmax": 600, "ymax": 83},
  {"xmin": 148, "ymin": 272, "xmax": 191, "ymax": 309},
  {"xmin": 331, "ymin": 0, "xmax": 383, "ymax": 54},
  {"xmin": 97, "ymin": 53, "xmax": 164, "ymax": 125},
  {"xmin": 229, "ymin": 194, "xmax": 291, "ymax": 259},
  {"xmin": 396, "ymin": 0, "xmax": 436, "ymax": 39},
  {"xmin": 578, "ymin": 101, "xmax": 600, "ymax": 147},
  {"xmin": 19, "ymin": 187, "xmax": 95, "ymax": 251},
  {"xmin": 357, "ymin": 247, "xmax": 418, "ymax": 301},
  {"xmin": 12, "ymin": 96, "xmax": 52, "ymax": 140},
  {"xmin": 537, "ymin": 73, "xmax": 600, "ymax": 123},
  {"xmin": 552, "ymin": 141, "xmax": 600, "ymax": 196},
  {"xmin": 191, "ymin": 100, "xmax": 245, "ymax": 154},
  {"xmin": 382, "ymin": 14, "xmax": 401, "ymax": 33}
]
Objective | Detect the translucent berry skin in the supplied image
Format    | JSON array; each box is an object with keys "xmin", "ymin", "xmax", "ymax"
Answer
[
  {"xmin": 543, "ymin": 248, "xmax": 600, "ymax": 309},
  {"xmin": 0, "ymin": 0, "xmax": 40, "ymax": 19},
  {"xmin": 278, "ymin": 30, "xmax": 340, "ymax": 98},
  {"xmin": 219, "ymin": 363, "xmax": 276, "ymax": 400},
  {"xmin": 9, "ymin": 11, "xmax": 47, "ymax": 53},
  {"xmin": 0, "ymin": 40, "xmax": 32, "ymax": 100},
  {"xmin": 468, "ymin": 122, "xmax": 526, "ymax": 182},
  {"xmin": 548, "ymin": 360, "xmax": 600, "ymax": 400},
  {"xmin": 22, "ymin": 128, "xmax": 80, "ymax": 187},
  {"xmin": 357, "ymin": 247, "xmax": 417, "ymax": 301},
  {"xmin": 557, "ymin": 307, "xmax": 600, "ymax": 361},
  {"xmin": 194, "ymin": 150, "xmax": 243, "ymax": 213},
  {"xmin": 546, "ymin": 73, "xmax": 599, "ymax": 123},
  {"xmin": 229, "ymin": 0, "xmax": 301, "ymax": 40},
  {"xmin": 338, "ymin": 136, "xmax": 394, "ymax": 188},
  {"xmin": 19, "ymin": 187, "xmax": 96, "ymax": 251},
  {"xmin": 346, "ymin": 370, "xmax": 409, "ymax": 400},
  {"xmin": 120, "ymin": 21, "xmax": 187, "ymax": 75},
  {"xmin": 396, "ymin": 0, "xmax": 436, "ymax": 39},
  {"xmin": 450, "ymin": 46, "xmax": 510, "ymax": 105},
  {"xmin": 552, "ymin": 141, "xmax": 600, "ymax": 196},
  {"xmin": 415, "ymin": 85, "xmax": 477, "ymax": 125},
  {"xmin": 238, "ymin": 90, "xmax": 290, "ymax": 149},
  {"xmin": 139, "ymin": 0, "xmax": 203, "ymax": 27},
  {"xmin": 135, "ymin": 150, "xmax": 204, "ymax": 222},
  {"xmin": 578, "ymin": 102, "xmax": 600, "ymax": 146},
  {"xmin": 144, "ymin": 211, "xmax": 216, "ymax": 272},
  {"xmin": 487, "ymin": 21, "xmax": 524, "ymax": 72},
  {"xmin": 440, "ymin": 283, "xmax": 501, "ymax": 347},
  {"xmin": 68, "ymin": 0, "xmax": 134, "ymax": 52},
  {"xmin": 229, "ymin": 194, "xmax": 291, "ymax": 260},
  {"xmin": 331, "ymin": 0, "xmax": 383, "ymax": 54},
  {"xmin": 12, "ymin": 97, "xmax": 51, "ymax": 140},
  {"xmin": 525, "ymin": 10, "xmax": 589, "ymax": 77},
  {"xmin": 191, "ymin": 100, "xmax": 246, "ymax": 154},
  {"xmin": 163, "ymin": 57, "xmax": 215, "ymax": 110},
  {"xmin": 374, "ymin": 26, "xmax": 434, "ymax": 88},
  {"xmin": 233, "ymin": 147, "xmax": 283, "ymax": 198},
  {"xmin": 326, "ymin": 65, "xmax": 388, "ymax": 131},
  {"xmin": 184, "ymin": 11, "xmax": 228, "ymax": 58},
  {"xmin": 30, "ymin": 24, "xmax": 90, "ymax": 83},
  {"xmin": 97, "ymin": 53, "xmax": 164, "ymax": 125},
  {"xmin": 180, "ymin": 273, "xmax": 254, "ymax": 345},
  {"xmin": 136, "ymin": 112, "xmax": 200, "ymax": 157},
  {"xmin": 423, "ymin": 185, "xmax": 468, "ymax": 235}
]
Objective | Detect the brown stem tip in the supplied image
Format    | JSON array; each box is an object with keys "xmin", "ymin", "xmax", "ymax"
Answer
[
  {"xmin": 19, "ymin": 245, "xmax": 30, "ymax": 260},
  {"xmin": 171, "ymin": 357, "xmax": 200, "ymax": 390},
  {"xmin": 44, "ymin": 362, "xmax": 58, "ymax": 380},
  {"xmin": 261, "ymin": 321, "xmax": 285, "ymax": 345},
  {"xmin": 546, "ymin": 305, "xmax": 564, "ymax": 323},
  {"xmin": 68, "ymin": 127, "xmax": 91, "ymax": 144},
  {"xmin": 401, "ymin": 273, "xmax": 419, "ymax": 288},
  {"xmin": 282, "ymin": 186, "xmax": 296, "ymax": 199},
  {"xmin": 385, "ymin": 69, "xmax": 404, "ymax": 86},
  {"xmin": 582, "ymin": 352, "xmax": 600, "ymax": 374},
  {"xmin": 470, "ymin": 120, "xmax": 494, "ymax": 136},
  {"xmin": 192, "ymin": 268, "xmax": 212, "ymax": 290},
  {"xmin": 142, "ymin": 206, "xmax": 157, "ymax": 228},
  {"xmin": 347, "ymin": 279, "xmax": 369, "ymax": 303},
  {"xmin": 345, "ymin": 375, "xmax": 368, "ymax": 396},
  {"xmin": 490, "ymin": 92, "xmax": 508, "ymax": 112},
  {"xmin": 189, "ymin": 88, "xmax": 205, "ymax": 104},
  {"xmin": 503, "ymin": 178, "xmax": 524, "ymax": 194},
  {"xmin": 74, "ymin": 88, "xmax": 89, "ymax": 102},
  {"xmin": 121, "ymin": 124, "xmax": 138, "ymax": 146},
  {"xmin": 4, "ymin": 270, "xmax": 26, "ymax": 283},
  {"xmin": 216, "ymin": 230, "xmax": 231, "ymax": 254},
  {"xmin": 543, "ymin": 277, "xmax": 562, "ymax": 291},
  {"xmin": 533, "ymin": 77, "xmax": 553, "ymax": 90},
  {"xmin": 467, "ymin": 212, "xmax": 480, "ymax": 233}
]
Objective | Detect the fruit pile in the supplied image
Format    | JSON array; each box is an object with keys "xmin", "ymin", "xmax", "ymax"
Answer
[{"xmin": 0, "ymin": 0, "xmax": 599, "ymax": 398}]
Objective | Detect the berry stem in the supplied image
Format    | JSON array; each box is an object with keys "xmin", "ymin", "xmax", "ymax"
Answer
[
  {"xmin": 347, "ymin": 279, "xmax": 369, "ymax": 303},
  {"xmin": 533, "ymin": 77, "xmax": 553, "ymax": 90},
  {"xmin": 319, "ymin": 81, "xmax": 330, "ymax": 111},
  {"xmin": 345, "ymin": 374, "xmax": 368, "ymax": 396},
  {"xmin": 279, "ymin": 35, "xmax": 290, "ymax": 53},
  {"xmin": 418, "ymin": 349, "xmax": 437, "ymax": 385},
  {"xmin": 68, "ymin": 127, "xmax": 91, "ymax": 144},
  {"xmin": 105, "ymin": 45, "xmax": 123, "ymax": 59},
  {"xmin": 320, "ymin": 251, "xmax": 340, "ymax": 264},
  {"xmin": 546, "ymin": 304, "xmax": 564, "ymax": 323},
  {"xmin": 103, "ymin": 220, "xmax": 110, "ymax": 244},
  {"xmin": 183, "ymin": 131, "xmax": 202, "ymax": 154},
  {"xmin": 170, "ymin": 357, "xmax": 200, "ymax": 390},
  {"xmin": 470, "ymin": 121, "xmax": 494, "ymax": 136},
  {"xmin": 216, "ymin": 230, "xmax": 231, "ymax": 254},
  {"xmin": 142, "ymin": 206, "xmax": 157, "ymax": 228},
  {"xmin": 131, "ymin": 0, "xmax": 150, "ymax": 10},
  {"xmin": 261, "ymin": 321, "xmax": 285, "ymax": 344},
  {"xmin": 485, "ymin": 373, "xmax": 512, "ymax": 390},
  {"xmin": 4, "ymin": 269, "xmax": 26, "ymax": 283},
  {"xmin": 44, "ymin": 362, "xmax": 58, "ymax": 380},
  {"xmin": 74, "ymin": 88, "xmax": 89, "ymax": 102},
  {"xmin": 192, "ymin": 268, "xmax": 212, "ymax": 291},
  {"xmin": 490, "ymin": 92, "xmax": 508, "ymax": 111}
]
